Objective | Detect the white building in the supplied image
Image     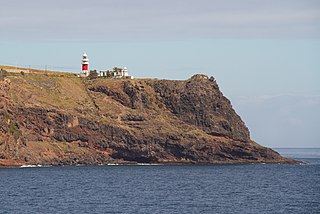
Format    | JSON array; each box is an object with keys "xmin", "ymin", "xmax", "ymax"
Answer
[{"xmin": 98, "ymin": 66, "xmax": 133, "ymax": 79}]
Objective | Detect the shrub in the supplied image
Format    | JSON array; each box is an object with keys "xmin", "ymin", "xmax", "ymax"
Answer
[
  {"xmin": 9, "ymin": 123, "xmax": 18, "ymax": 133},
  {"xmin": 88, "ymin": 70, "xmax": 98, "ymax": 80},
  {"xmin": 0, "ymin": 69, "xmax": 7, "ymax": 79}
]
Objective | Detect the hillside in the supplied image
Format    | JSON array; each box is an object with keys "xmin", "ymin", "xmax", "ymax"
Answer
[{"xmin": 0, "ymin": 69, "xmax": 296, "ymax": 166}]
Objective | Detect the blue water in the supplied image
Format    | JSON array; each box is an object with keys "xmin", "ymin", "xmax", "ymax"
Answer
[
  {"xmin": 276, "ymin": 148, "xmax": 320, "ymax": 165},
  {"xmin": 0, "ymin": 149, "xmax": 319, "ymax": 214}
]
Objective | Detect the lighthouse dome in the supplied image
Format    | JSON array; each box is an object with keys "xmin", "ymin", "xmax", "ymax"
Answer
[
  {"xmin": 82, "ymin": 52, "xmax": 89, "ymax": 63},
  {"xmin": 83, "ymin": 53, "xmax": 89, "ymax": 60}
]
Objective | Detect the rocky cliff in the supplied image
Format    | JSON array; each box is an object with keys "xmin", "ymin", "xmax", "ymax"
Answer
[{"xmin": 0, "ymin": 71, "xmax": 296, "ymax": 166}]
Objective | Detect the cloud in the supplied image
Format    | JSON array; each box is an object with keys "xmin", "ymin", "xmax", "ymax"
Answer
[{"xmin": 0, "ymin": 0, "xmax": 319, "ymax": 41}]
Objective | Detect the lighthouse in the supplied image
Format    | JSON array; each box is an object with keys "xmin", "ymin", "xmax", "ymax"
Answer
[{"xmin": 81, "ymin": 52, "xmax": 89, "ymax": 77}]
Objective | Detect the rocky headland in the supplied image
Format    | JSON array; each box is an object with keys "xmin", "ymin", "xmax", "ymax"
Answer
[{"xmin": 0, "ymin": 68, "xmax": 297, "ymax": 166}]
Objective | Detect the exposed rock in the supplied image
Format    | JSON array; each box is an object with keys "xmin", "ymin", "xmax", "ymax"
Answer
[
  {"xmin": 152, "ymin": 75, "xmax": 250, "ymax": 141},
  {"xmin": 0, "ymin": 73, "xmax": 298, "ymax": 166}
]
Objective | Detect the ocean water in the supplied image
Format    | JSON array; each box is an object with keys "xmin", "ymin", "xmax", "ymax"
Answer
[{"xmin": 0, "ymin": 149, "xmax": 319, "ymax": 214}]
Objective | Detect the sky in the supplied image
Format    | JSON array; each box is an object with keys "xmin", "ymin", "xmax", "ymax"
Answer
[{"xmin": 0, "ymin": 0, "xmax": 319, "ymax": 148}]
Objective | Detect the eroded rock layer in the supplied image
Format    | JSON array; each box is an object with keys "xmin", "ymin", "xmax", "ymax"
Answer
[{"xmin": 0, "ymin": 72, "xmax": 296, "ymax": 166}]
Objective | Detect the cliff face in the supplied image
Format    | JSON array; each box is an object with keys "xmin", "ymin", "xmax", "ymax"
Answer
[
  {"xmin": 151, "ymin": 75, "xmax": 250, "ymax": 141},
  {"xmin": 0, "ymin": 72, "xmax": 295, "ymax": 166}
]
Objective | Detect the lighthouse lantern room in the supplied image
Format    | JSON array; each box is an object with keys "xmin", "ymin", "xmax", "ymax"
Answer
[{"xmin": 80, "ymin": 52, "xmax": 89, "ymax": 77}]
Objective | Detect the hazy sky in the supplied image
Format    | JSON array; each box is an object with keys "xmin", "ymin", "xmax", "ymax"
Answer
[{"xmin": 1, "ymin": 0, "xmax": 319, "ymax": 147}]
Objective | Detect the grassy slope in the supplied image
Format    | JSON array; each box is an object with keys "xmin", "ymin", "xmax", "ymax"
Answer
[
  {"xmin": 3, "ymin": 71, "xmax": 217, "ymax": 163},
  {"xmin": 0, "ymin": 65, "xmax": 74, "ymax": 76},
  {"xmin": 1, "ymin": 67, "xmax": 294, "ymax": 165},
  {"xmin": 5, "ymin": 69, "xmax": 247, "ymax": 142},
  {"xmin": 7, "ymin": 71, "xmax": 94, "ymax": 115}
]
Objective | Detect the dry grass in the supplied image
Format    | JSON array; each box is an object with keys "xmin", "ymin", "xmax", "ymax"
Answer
[
  {"xmin": 5, "ymin": 70, "xmax": 230, "ymax": 144},
  {"xmin": 0, "ymin": 65, "xmax": 75, "ymax": 77},
  {"xmin": 7, "ymin": 72, "xmax": 94, "ymax": 114}
]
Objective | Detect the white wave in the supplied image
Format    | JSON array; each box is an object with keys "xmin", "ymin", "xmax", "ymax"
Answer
[
  {"xmin": 20, "ymin": 164, "xmax": 43, "ymax": 168},
  {"xmin": 136, "ymin": 163, "xmax": 162, "ymax": 166}
]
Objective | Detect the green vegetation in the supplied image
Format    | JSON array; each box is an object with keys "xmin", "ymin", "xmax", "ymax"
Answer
[
  {"xmin": 9, "ymin": 122, "xmax": 21, "ymax": 142},
  {"xmin": 9, "ymin": 123, "xmax": 17, "ymax": 133},
  {"xmin": 0, "ymin": 69, "xmax": 7, "ymax": 79},
  {"xmin": 88, "ymin": 70, "xmax": 98, "ymax": 80},
  {"xmin": 4, "ymin": 112, "xmax": 10, "ymax": 121}
]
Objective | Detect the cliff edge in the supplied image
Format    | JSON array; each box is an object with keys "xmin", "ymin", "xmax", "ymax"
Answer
[{"xmin": 0, "ymin": 71, "xmax": 296, "ymax": 166}]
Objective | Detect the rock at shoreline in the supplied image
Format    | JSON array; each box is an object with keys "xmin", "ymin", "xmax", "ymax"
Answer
[{"xmin": 0, "ymin": 72, "xmax": 297, "ymax": 166}]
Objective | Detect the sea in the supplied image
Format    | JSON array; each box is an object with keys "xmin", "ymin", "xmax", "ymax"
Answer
[{"xmin": 0, "ymin": 148, "xmax": 319, "ymax": 214}]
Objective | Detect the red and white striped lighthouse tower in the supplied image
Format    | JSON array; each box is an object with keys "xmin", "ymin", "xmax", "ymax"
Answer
[{"xmin": 81, "ymin": 52, "xmax": 89, "ymax": 77}]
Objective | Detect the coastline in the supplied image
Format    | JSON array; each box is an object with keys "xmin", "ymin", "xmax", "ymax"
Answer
[{"xmin": 0, "ymin": 158, "xmax": 302, "ymax": 168}]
